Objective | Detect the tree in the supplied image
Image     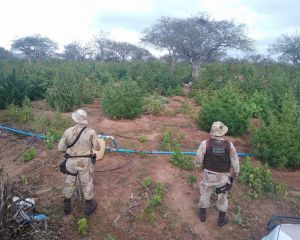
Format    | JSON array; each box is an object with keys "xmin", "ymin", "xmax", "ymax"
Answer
[
  {"xmin": 142, "ymin": 14, "xmax": 253, "ymax": 80},
  {"xmin": 63, "ymin": 41, "xmax": 89, "ymax": 60},
  {"xmin": 244, "ymin": 54, "xmax": 275, "ymax": 65},
  {"xmin": 269, "ymin": 32, "xmax": 300, "ymax": 66},
  {"xmin": 142, "ymin": 17, "xmax": 178, "ymax": 70},
  {"xmin": 11, "ymin": 35, "xmax": 57, "ymax": 62},
  {"xmin": 0, "ymin": 47, "xmax": 12, "ymax": 59},
  {"xmin": 93, "ymin": 33, "xmax": 154, "ymax": 61}
]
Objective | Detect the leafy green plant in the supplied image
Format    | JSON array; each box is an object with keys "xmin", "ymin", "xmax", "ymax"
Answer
[
  {"xmin": 142, "ymin": 94, "xmax": 166, "ymax": 115},
  {"xmin": 169, "ymin": 151, "xmax": 195, "ymax": 171},
  {"xmin": 142, "ymin": 176, "xmax": 153, "ymax": 191},
  {"xmin": 176, "ymin": 101, "xmax": 194, "ymax": 115},
  {"xmin": 239, "ymin": 157, "xmax": 287, "ymax": 199},
  {"xmin": 104, "ymin": 233, "xmax": 117, "ymax": 240},
  {"xmin": 138, "ymin": 135, "xmax": 148, "ymax": 143},
  {"xmin": 251, "ymin": 93, "xmax": 300, "ymax": 168},
  {"xmin": 20, "ymin": 175, "xmax": 28, "ymax": 185},
  {"xmin": 23, "ymin": 147, "xmax": 37, "ymax": 162},
  {"xmin": 232, "ymin": 206, "xmax": 242, "ymax": 225},
  {"xmin": 192, "ymin": 90, "xmax": 209, "ymax": 105},
  {"xmin": 0, "ymin": 68, "xmax": 28, "ymax": 109},
  {"xmin": 77, "ymin": 217, "xmax": 88, "ymax": 237},
  {"xmin": 161, "ymin": 129, "xmax": 173, "ymax": 151},
  {"xmin": 101, "ymin": 80, "xmax": 143, "ymax": 119},
  {"xmin": 161, "ymin": 129, "xmax": 195, "ymax": 171},
  {"xmin": 197, "ymin": 83, "xmax": 252, "ymax": 136},
  {"xmin": 188, "ymin": 175, "xmax": 197, "ymax": 187},
  {"xmin": 142, "ymin": 181, "xmax": 165, "ymax": 224},
  {"xmin": 3, "ymin": 97, "xmax": 34, "ymax": 123},
  {"xmin": 36, "ymin": 112, "xmax": 71, "ymax": 149}
]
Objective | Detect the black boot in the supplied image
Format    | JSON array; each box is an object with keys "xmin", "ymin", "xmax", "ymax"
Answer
[
  {"xmin": 199, "ymin": 208, "xmax": 206, "ymax": 222},
  {"xmin": 64, "ymin": 198, "xmax": 71, "ymax": 215},
  {"xmin": 218, "ymin": 211, "xmax": 228, "ymax": 226},
  {"xmin": 85, "ymin": 199, "xmax": 97, "ymax": 216}
]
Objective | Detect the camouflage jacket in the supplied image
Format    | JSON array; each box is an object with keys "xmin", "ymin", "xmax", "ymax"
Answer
[{"xmin": 58, "ymin": 124, "xmax": 100, "ymax": 156}]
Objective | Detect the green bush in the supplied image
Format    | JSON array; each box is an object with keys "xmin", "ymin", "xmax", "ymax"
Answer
[
  {"xmin": 169, "ymin": 152, "xmax": 195, "ymax": 171},
  {"xmin": 251, "ymin": 93, "xmax": 300, "ymax": 168},
  {"xmin": 248, "ymin": 91, "xmax": 270, "ymax": 119},
  {"xmin": 0, "ymin": 68, "xmax": 28, "ymax": 109},
  {"xmin": 142, "ymin": 176, "xmax": 153, "ymax": 191},
  {"xmin": 3, "ymin": 97, "xmax": 34, "ymax": 123},
  {"xmin": 197, "ymin": 84, "xmax": 252, "ymax": 135},
  {"xmin": 77, "ymin": 218, "xmax": 88, "ymax": 237},
  {"xmin": 239, "ymin": 157, "xmax": 287, "ymax": 199},
  {"xmin": 188, "ymin": 175, "xmax": 197, "ymax": 187},
  {"xmin": 23, "ymin": 147, "xmax": 37, "ymax": 162},
  {"xmin": 101, "ymin": 80, "xmax": 143, "ymax": 119},
  {"xmin": 192, "ymin": 90, "xmax": 209, "ymax": 105},
  {"xmin": 142, "ymin": 94, "xmax": 166, "ymax": 115},
  {"xmin": 46, "ymin": 73, "xmax": 81, "ymax": 112},
  {"xmin": 43, "ymin": 112, "xmax": 71, "ymax": 149}
]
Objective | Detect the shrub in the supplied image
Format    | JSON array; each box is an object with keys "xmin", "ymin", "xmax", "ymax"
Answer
[
  {"xmin": 143, "ymin": 181, "xmax": 165, "ymax": 223},
  {"xmin": 251, "ymin": 93, "xmax": 300, "ymax": 168},
  {"xmin": 101, "ymin": 80, "xmax": 143, "ymax": 119},
  {"xmin": 248, "ymin": 91, "xmax": 270, "ymax": 119},
  {"xmin": 20, "ymin": 175, "xmax": 29, "ymax": 185},
  {"xmin": 176, "ymin": 101, "xmax": 194, "ymax": 115},
  {"xmin": 0, "ymin": 68, "xmax": 28, "ymax": 109},
  {"xmin": 239, "ymin": 157, "xmax": 287, "ymax": 199},
  {"xmin": 3, "ymin": 97, "xmax": 34, "ymax": 123},
  {"xmin": 142, "ymin": 176, "xmax": 153, "ymax": 191},
  {"xmin": 192, "ymin": 90, "xmax": 209, "ymax": 105},
  {"xmin": 188, "ymin": 175, "xmax": 197, "ymax": 187},
  {"xmin": 142, "ymin": 94, "xmax": 166, "ymax": 115},
  {"xmin": 46, "ymin": 74, "xmax": 81, "ymax": 112},
  {"xmin": 197, "ymin": 84, "xmax": 252, "ymax": 136},
  {"xmin": 43, "ymin": 112, "xmax": 71, "ymax": 149},
  {"xmin": 23, "ymin": 147, "xmax": 37, "ymax": 162},
  {"xmin": 77, "ymin": 218, "xmax": 88, "ymax": 237},
  {"xmin": 169, "ymin": 151, "xmax": 195, "ymax": 171},
  {"xmin": 138, "ymin": 134, "xmax": 148, "ymax": 143}
]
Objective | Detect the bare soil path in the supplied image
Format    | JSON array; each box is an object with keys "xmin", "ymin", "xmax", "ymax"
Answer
[{"xmin": 1, "ymin": 97, "xmax": 300, "ymax": 240}]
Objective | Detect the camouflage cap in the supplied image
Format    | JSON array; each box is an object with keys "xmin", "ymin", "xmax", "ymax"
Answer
[
  {"xmin": 71, "ymin": 109, "xmax": 88, "ymax": 125},
  {"xmin": 210, "ymin": 121, "xmax": 228, "ymax": 136}
]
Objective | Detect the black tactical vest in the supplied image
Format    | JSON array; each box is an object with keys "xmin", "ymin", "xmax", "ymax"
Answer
[{"xmin": 203, "ymin": 138, "xmax": 231, "ymax": 173}]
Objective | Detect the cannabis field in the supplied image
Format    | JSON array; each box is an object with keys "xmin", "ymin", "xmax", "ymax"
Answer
[{"xmin": 0, "ymin": 60, "xmax": 300, "ymax": 239}]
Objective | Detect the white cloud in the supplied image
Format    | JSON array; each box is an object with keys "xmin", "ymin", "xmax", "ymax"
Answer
[
  {"xmin": 0, "ymin": 0, "xmax": 299, "ymax": 55},
  {"xmin": 1, "ymin": 0, "xmax": 102, "ymax": 49},
  {"xmin": 109, "ymin": 28, "xmax": 141, "ymax": 44}
]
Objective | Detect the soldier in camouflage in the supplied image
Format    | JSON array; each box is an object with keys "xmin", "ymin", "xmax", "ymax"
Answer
[
  {"xmin": 58, "ymin": 109, "xmax": 100, "ymax": 216},
  {"xmin": 195, "ymin": 121, "xmax": 239, "ymax": 226}
]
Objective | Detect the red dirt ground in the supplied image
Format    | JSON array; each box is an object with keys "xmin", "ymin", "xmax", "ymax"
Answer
[{"xmin": 1, "ymin": 96, "xmax": 300, "ymax": 240}]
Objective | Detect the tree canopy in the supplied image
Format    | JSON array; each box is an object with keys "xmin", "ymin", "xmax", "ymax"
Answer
[
  {"xmin": 269, "ymin": 32, "xmax": 300, "ymax": 65},
  {"xmin": 11, "ymin": 35, "xmax": 57, "ymax": 62},
  {"xmin": 63, "ymin": 41, "xmax": 89, "ymax": 61},
  {"xmin": 0, "ymin": 47, "xmax": 12, "ymax": 59},
  {"xmin": 142, "ymin": 14, "xmax": 254, "ymax": 79},
  {"xmin": 93, "ymin": 33, "xmax": 154, "ymax": 61}
]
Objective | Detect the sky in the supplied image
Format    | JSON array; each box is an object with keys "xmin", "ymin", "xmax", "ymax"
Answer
[{"xmin": 0, "ymin": 0, "xmax": 299, "ymax": 57}]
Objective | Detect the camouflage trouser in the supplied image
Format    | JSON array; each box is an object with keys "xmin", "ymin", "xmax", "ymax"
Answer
[
  {"xmin": 64, "ymin": 158, "xmax": 94, "ymax": 200},
  {"xmin": 199, "ymin": 169, "xmax": 230, "ymax": 212}
]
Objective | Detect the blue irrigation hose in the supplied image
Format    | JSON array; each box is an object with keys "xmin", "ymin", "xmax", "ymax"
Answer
[
  {"xmin": 0, "ymin": 124, "xmax": 254, "ymax": 157},
  {"xmin": 109, "ymin": 148, "xmax": 254, "ymax": 157},
  {"xmin": 0, "ymin": 124, "xmax": 45, "ymax": 139}
]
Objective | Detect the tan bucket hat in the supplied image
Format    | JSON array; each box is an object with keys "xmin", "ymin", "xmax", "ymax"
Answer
[
  {"xmin": 71, "ymin": 109, "xmax": 88, "ymax": 125},
  {"xmin": 210, "ymin": 121, "xmax": 228, "ymax": 137}
]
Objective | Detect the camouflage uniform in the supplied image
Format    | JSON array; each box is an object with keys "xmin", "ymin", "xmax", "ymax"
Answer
[
  {"xmin": 195, "ymin": 137, "xmax": 239, "ymax": 212},
  {"xmin": 58, "ymin": 124, "xmax": 100, "ymax": 200}
]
